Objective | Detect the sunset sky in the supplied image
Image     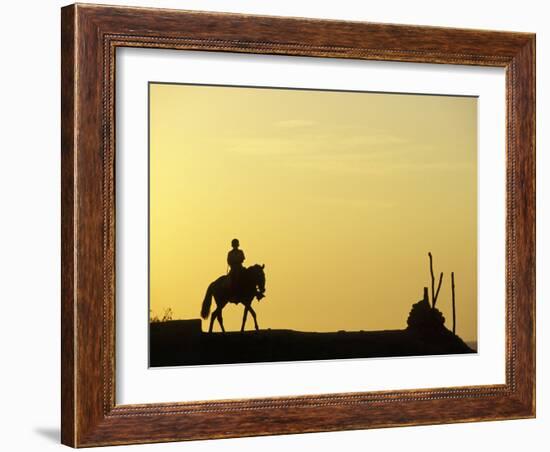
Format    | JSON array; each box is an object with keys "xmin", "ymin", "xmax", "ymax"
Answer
[{"xmin": 149, "ymin": 83, "xmax": 477, "ymax": 342}]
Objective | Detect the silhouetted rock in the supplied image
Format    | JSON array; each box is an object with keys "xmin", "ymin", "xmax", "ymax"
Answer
[
  {"xmin": 406, "ymin": 297, "xmax": 446, "ymax": 337},
  {"xmin": 404, "ymin": 288, "xmax": 473, "ymax": 355}
]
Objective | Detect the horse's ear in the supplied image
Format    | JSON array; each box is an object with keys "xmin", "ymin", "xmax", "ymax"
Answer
[{"xmin": 261, "ymin": 264, "xmax": 265, "ymax": 269}]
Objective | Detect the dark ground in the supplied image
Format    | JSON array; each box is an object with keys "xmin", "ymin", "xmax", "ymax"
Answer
[{"xmin": 149, "ymin": 318, "xmax": 474, "ymax": 367}]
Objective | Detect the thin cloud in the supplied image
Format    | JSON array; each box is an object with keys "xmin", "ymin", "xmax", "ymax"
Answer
[{"xmin": 275, "ymin": 119, "xmax": 316, "ymax": 128}]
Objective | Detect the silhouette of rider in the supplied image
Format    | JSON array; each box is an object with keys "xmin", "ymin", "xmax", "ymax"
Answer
[{"xmin": 227, "ymin": 238, "xmax": 245, "ymax": 291}]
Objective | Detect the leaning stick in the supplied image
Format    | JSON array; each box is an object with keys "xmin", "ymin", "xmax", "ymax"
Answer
[
  {"xmin": 429, "ymin": 252, "xmax": 435, "ymax": 307},
  {"xmin": 433, "ymin": 272, "xmax": 444, "ymax": 308}
]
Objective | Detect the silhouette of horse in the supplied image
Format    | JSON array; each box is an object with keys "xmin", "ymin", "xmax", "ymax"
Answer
[{"xmin": 201, "ymin": 264, "xmax": 266, "ymax": 333}]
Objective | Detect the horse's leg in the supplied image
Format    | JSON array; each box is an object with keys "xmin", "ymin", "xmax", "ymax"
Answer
[
  {"xmin": 240, "ymin": 306, "xmax": 249, "ymax": 332},
  {"xmin": 249, "ymin": 305, "xmax": 259, "ymax": 331},
  {"xmin": 209, "ymin": 308, "xmax": 218, "ymax": 333},
  {"xmin": 217, "ymin": 306, "xmax": 226, "ymax": 333}
]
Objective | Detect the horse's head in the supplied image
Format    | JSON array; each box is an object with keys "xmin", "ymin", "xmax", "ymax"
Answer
[{"xmin": 250, "ymin": 263, "xmax": 266, "ymax": 296}]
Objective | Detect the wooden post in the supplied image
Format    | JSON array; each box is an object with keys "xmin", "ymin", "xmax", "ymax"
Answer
[{"xmin": 451, "ymin": 272, "xmax": 456, "ymax": 334}]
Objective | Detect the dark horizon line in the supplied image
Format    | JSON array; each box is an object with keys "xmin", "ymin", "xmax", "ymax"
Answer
[{"xmin": 149, "ymin": 319, "xmax": 477, "ymax": 343}]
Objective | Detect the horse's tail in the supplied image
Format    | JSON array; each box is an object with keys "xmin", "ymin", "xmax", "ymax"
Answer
[{"xmin": 201, "ymin": 282, "xmax": 215, "ymax": 319}]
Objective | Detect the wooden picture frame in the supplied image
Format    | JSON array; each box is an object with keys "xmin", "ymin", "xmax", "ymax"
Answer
[{"xmin": 61, "ymin": 3, "xmax": 535, "ymax": 447}]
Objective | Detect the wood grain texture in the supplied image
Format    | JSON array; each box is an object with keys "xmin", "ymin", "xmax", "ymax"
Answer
[{"xmin": 60, "ymin": 3, "xmax": 536, "ymax": 447}]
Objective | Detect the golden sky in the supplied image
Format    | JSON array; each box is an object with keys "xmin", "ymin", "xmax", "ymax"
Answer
[{"xmin": 149, "ymin": 83, "xmax": 477, "ymax": 342}]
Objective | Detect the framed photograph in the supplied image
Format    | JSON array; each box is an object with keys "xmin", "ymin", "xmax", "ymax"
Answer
[{"xmin": 61, "ymin": 3, "xmax": 535, "ymax": 447}]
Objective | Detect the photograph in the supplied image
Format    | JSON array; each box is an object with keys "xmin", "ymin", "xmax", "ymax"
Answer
[{"xmin": 148, "ymin": 82, "xmax": 478, "ymax": 367}]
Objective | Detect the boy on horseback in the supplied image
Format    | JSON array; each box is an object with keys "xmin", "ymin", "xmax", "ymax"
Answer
[
  {"xmin": 227, "ymin": 238, "xmax": 245, "ymax": 288},
  {"xmin": 200, "ymin": 240, "xmax": 266, "ymax": 332}
]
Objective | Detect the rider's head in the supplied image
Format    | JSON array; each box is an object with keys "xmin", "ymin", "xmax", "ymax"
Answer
[{"xmin": 231, "ymin": 238, "xmax": 240, "ymax": 249}]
